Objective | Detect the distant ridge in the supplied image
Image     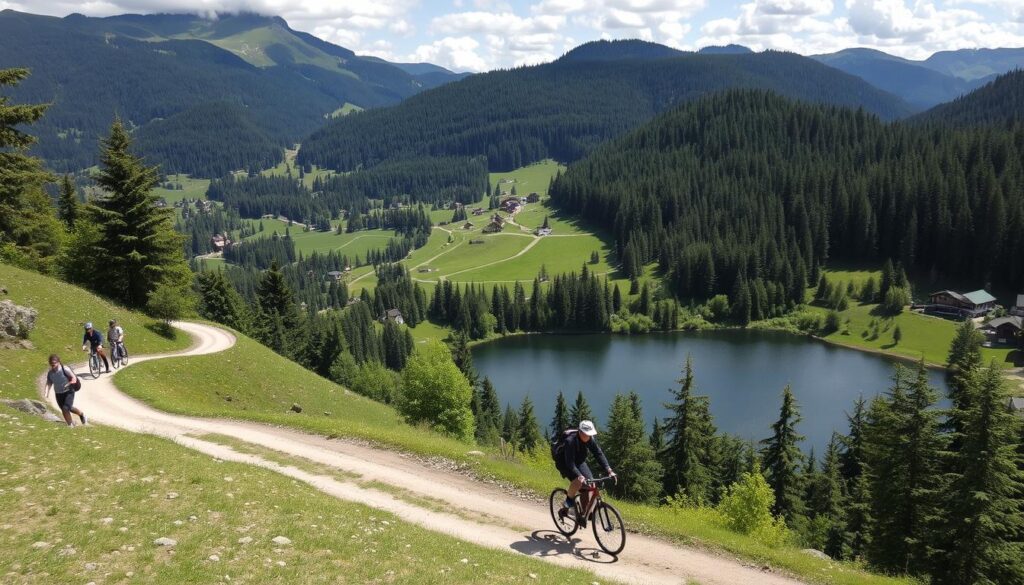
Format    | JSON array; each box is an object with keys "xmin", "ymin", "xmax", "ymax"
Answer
[
  {"xmin": 912, "ymin": 70, "xmax": 1024, "ymax": 127},
  {"xmin": 559, "ymin": 39, "xmax": 686, "ymax": 62},
  {"xmin": 699, "ymin": 44, "xmax": 753, "ymax": 55}
]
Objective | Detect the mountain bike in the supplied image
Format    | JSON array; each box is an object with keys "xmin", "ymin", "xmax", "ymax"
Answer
[
  {"xmin": 86, "ymin": 347, "xmax": 102, "ymax": 379},
  {"xmin": 111, "ymin": 341, "xmax": 128, "ymax": 369},
  {"xmin": 549, "ymin": 476, "xmax": 626, "ymax": 555}
]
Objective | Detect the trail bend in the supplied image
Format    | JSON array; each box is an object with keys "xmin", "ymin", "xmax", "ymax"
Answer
[{"xmin": 41, "ymin": 321, "xmax": 804, "ymax": 585}]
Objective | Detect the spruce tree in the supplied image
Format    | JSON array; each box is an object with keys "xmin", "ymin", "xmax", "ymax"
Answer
[
  {"xmin": 550, "ymin": 391, "xmax": 570, "ymax": 435},
  {"xmin": 77, "ymin": 119, "xmax": 189, "ymax": 306},
  {"xmin": 946, "ymin": 319, "xmax": 984, "ymax": 413},
  {"xmin": 0, "ymin": 68, "xmax": 62, "ymax": 271},
  {"xmin": 516, "ymin": 396, "xmax": 544, "ymax": 453},
  {"xmin": 663, "ymin": 355, "xmax": 717, "ymax": 503},
  {"xmin": 475, "ymin": 377, "xmax": 502, "ymax": 446},
  {"xmin": 57, "ymin": 173, "xmax": 79, "ymax": 229},
  {"xmin": 501, "ymin": 403, "xmax": 519, "ymax": 446},
  {"xmin": 935, "ymin": 365, "xmax": 1024, "ymax": 585},
  {"xmin": 449, "ymin": 331, "xmax": 478, "ymax": 386},
  {"xmin": 603, "ymin": 392, "xmax": 662, "ymax": 502},
  {"xmin": 760, "ymin": 385, "xmax": 806, "ymax": 522},
  {"xmin": 196, "ymin": 270, "xmax": 251, "ymax": 334},
  {"xmin": 570, "ymin": 390, "xmax": 593, "ymax": 426}
]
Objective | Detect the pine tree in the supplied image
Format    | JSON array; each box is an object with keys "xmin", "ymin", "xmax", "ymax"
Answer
[
  {"xmin": 603, "ymin": 392, "xmax": 663, "ymax": 502},
  {"xmin": 570, "ymin": 391, "xmax": 593, "ymax": 426},
  {"xmin": 516, "ymin": 396, "xmax": 544, "ymax": 453},
  {"xmin": 475, "ymin": 377, "xmax": 502, "ymax": 446},
  {"xmin": 935, "ymin": 364, "xmax": 1024, "ymax": 585},
  {"xmin": 946, "ymin": 319, "xmax": 984, "ymax": 411},
  {"xmin": 810, "ymin": 434, "xmax": 850, "ymax": 559},
  {"xmin": 760, "ymin": 385, "xmax": 806, "ymax": 522},
  {"xmin": 196, "ymin": 270, "xmax": 251, "ymax": 334},
  {"xmin": 663, "ymin": 355, "xmax": 717, "ymax": 503},
  {"xmin": 57, "ymin": 173, "xmax": 79, "ymax": 229},
  {"xmin": 501, "ymin": 403, "xmax": 519, "ymax": 446},
  {"xmin": 0, "ymin": 68, "xmax": 62, "ymax": 271},
  {"xmin": 550, "ymin": 391, "xmax": 570, "ymax": 435},
  {"xmin": 76, "ymin": 119, "xmax": 189, "ymax": 307},
  {"xmin": 256, "ymin": 260, "xmax": 304, "ymax": 357},
  {"xmin": 449, "ymin": 331, "xmax": 478, "ymax": 386}
]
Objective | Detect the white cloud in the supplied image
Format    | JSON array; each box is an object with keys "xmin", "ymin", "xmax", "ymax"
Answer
[{"xmin": 410, "ymin": 36, "xmax": 489, "ymax": 71}]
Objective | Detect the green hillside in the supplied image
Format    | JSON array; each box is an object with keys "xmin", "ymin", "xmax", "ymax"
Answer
[
  {"xmin": 0, "ymin": 262, "xmax": 601, "ymax": 584},
  {"xmin": 912, "ymin": 70, "xmax": 1024, "ymax": 127}
]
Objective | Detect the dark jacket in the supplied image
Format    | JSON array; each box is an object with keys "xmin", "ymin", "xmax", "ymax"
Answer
[
  {"xmin": 83, "ymin": 329, "xmax": 103, "ymax": 347},
  {"xmin": 561, "ymin": 431, "xmax": 611, "ymax": 479}
]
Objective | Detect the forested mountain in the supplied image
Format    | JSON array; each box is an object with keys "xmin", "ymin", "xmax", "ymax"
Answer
[
  {"xmin": 922, "ymin": 47, "xmax": 1024, "ymax": 80},
  {"xmin": 698, "ymin": 45, "xmax": 753, "ymax": 55},
  {"xmin": 812, "ymin": 48, "xmax": 987, "ymax": 109},
  {"xmin": 0, "ymin": 10, "xmax": 458, "ymax": 174},
  {"xmin": 912, "ymin": 70, "xmax": 1024, "ymax": 128},
  {"xmin": 298, "ymin": 48, "xmax": 913, "ymax": 172},
  {"xmin": 549, "ymin": 90, "xmax": 1024, "ymax": 318},
  {"xmin": 559, "ymin": 39, "xmax": 685, "ymax": 62}
]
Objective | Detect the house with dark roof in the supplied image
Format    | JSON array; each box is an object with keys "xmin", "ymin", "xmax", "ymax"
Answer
[
  {"xmin": 1011, "ymin": 294, "xmax": 1024, "ymax": 317},
  {"xmin": 380, "ymin": 308, "xmax": 405, "ymax": 325},
  {"xmin": 927, "ymin": 289, "xmax": 997, "ymax": 318},
  {"xmin": 1008, "ymin": 397, "xmax": 1024, "ymax": 417},
  {"xmin": 985, "ymin": 315, "xmax": 1023, "ymax": 346},
  {"xmin": 326, "ymin": 270, "xmax": 345, "ymax": 282}
]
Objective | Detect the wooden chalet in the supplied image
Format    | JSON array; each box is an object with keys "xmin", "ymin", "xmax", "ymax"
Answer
[
  {"xmin": 926, "ymin": 289, "xmax": 997, "ymax": 318},
  {"xmin": 462, "ymin": 221, "xmax": 474, "ymax": 230},
  {"xmin": 482, "ymin": 214, "xmax": 505, "ymax": 234},
  {"xmin": 210, "ymin": 234, "xmax": 233, "ymax": 252},
  {"xmin": 326, "ymin": 270, "xmax": 345, "ymax": 282},
  {"xmin": 986, "ymin": 316, "xmax": 1023, "ymax": 347},
  {"xmin": 500, "ymin": 197, "xmax": 522, "ymax": 214}
]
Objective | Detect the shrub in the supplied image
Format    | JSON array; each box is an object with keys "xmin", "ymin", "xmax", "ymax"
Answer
[
  {"xmin": 706, "ymin": 294, "xmax": 731, "ymax": 321},
  {"xmin": 398, "ymin": 341, "xmax": 475, "ymax": 440},
  {"xmin": 349, "ymin": 361, "xmax": 400, "ymax": 404},
  {"xmin": 822, "ymin": 310, "xmax": 841, "ymax": 334},
  {"xmin": 717, "ymin": 469, "xmax": 792, "ymax": 547}
]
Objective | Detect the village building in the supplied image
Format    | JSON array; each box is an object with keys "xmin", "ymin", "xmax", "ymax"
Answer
[
  {"xmin": 926, "ymin": 289, "xmax": 997, "ymax": 318},
  {"xmin": 326, "ymin": 270, "xmax": 345, "ymax": 282},
  {"xmin": 154, "ymin": 197, "xmax": 168, "ymax": 208},
  {"xmin": 210, "ymin": 234, "xmax": 232, "ymax": 252},
  {"xmin": 381, "ymin": 308, "xmax": 405, "ymax": 325},
  {"xmin": 986, "ymin": 315, "xmax": 1023, "ymax": 347},
  {"xmin": 463, "ymin": 221, "xmax": 474, "ymax": 230},
  {"xmin": 535, "ymin": 227, "xmax": 553, "ymax": 236},
  {"xmin": 483, "ymin": 214, "xmax": 505, "ymax": 234},
  {"xmin": 472, "ymin": 207, "xmax": 485, "ymax": 216},
  {"xmin": 1011, "ymin": 294, "xmax": 1024, "ymax": 317},
  {"xmin": 500, "ymin": 197, "xmax": 522, "ymax": 214},
  {"xmin": 1008, "ymin": 397, "xmax": 1024, "ymax": 418}
]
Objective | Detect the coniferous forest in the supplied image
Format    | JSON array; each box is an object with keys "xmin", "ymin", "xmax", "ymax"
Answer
[{"xmin": 550, "ymin": 89, "xmax": 1024, "ymax": 311}]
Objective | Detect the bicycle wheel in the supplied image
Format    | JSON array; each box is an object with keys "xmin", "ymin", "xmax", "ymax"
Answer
[
  {"xmin": 89, "ymin": 353, "xmax": 101, "ymax": 378},
  {"xmin": 592, "ymin": 502, "xmax": 626, "ymax": 555},
  {"xmin": 111, "ymin": 346, "xmax": 121, "ymax": 370},
  {"xmin": 549, "ymin": 488, "xmax": 578, "ymax": 537}
]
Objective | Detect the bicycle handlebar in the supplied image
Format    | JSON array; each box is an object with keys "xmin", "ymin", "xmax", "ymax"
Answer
[{"xmin": 586, "ymin": 476, "xmax": 617, "ymax": 486}]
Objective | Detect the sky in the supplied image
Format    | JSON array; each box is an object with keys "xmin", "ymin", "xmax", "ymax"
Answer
[{"xmin": 5, "ymin": 0, "xmax": 1024, "ymax": 72}]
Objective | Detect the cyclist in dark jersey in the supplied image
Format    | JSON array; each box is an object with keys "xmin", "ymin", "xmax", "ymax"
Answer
[
  {"xmin": 81, "ymin": 322, "xmax": 110, "ymax": 373},
  {"xmin": 555, "ymin": 420, "xmax": 616, "ymax": 515}
]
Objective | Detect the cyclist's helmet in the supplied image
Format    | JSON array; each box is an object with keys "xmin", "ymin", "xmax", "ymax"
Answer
[
  {"xmin": 109, "ymin": 319, "xmax": 116, "ymax": 325},
  {"xmin": 579, "ymin": 420, "xmax": 598, "ymax": 436},
  {"xmin": 84, "ymin": 322, "xmax": 93, "ymax": 330}
]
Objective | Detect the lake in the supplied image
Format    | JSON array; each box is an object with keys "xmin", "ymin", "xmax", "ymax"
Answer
[{"xmin": 471, "ymin": 330, "xmax": 949, "ymax": 451}]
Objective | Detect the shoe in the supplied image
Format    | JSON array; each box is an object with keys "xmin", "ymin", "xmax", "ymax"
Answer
[
  {"xmin": 105, "ymin": 369, "xmax": 111, "ymax": 373},
  {"xmin": 79, "ymin": 412, "xmax": 87, "ymax": 425},
  {"xmin": 557, "ymin": 507, "xmax": 570, "ymax": 520}
]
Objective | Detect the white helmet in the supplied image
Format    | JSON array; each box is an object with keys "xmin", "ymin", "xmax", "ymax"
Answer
[{"xmin": 579, "ymin": 420, "xmax": 598, "ymax": 436}]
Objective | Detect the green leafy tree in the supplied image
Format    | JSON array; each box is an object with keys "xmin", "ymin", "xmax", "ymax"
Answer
[
  {"xmin": 717, "ymin": 466, "xmax": 790, "ymax": 547},
  {"xmin": 146, "ymin": 280, "xmax": 195, "ymax": 323},
  {"xmin": 934, "ymin": 365, "xmax": 1024, "ymax": 585},
  {"xmin": 760, "ymin": 385, "xmax": 806, "ymax": 523},
  {"xmin": 349, "ymin": 361, "xmax": 401, "ymax": 404},
  {"xmin": 398, "ymin": 341, "xmax": 475, "ymax": 440},
  {"xmin": 663, "ymin": 355, "xmax": 717, "ymax": 503},
  {"xmin": 603, "ymin": 392, "xmax": 663, "ymax": 502},
  {"xmin": 0, "ymin": 68, "xmax": 62, "ymax": 271}
]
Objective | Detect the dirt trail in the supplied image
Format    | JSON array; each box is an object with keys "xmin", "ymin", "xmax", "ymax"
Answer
[{"xmin": 41, "ymin": 322, "xmax": 805, "ymax": 585}]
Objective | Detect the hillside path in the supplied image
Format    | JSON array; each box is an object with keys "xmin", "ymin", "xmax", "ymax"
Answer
[{"xmin": 41, "ymin": 322, "xmax": 805, "ymax": 585}]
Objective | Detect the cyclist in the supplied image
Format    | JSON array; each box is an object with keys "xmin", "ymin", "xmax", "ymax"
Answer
[
  {"xmin": 107, "ymin": 319, "xmax": 125, "ymax": 360},
  {"xmin": 81, "ymin": 322, "xmax": 111, "ymax": 373},
  {"xmin": 555, "ymin": 420, "xmax": 616, "ymax": 517}
]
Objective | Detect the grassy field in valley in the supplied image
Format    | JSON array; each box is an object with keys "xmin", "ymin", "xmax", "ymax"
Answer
[
  {"xmin": 153, "ymin": 174, "xmax": 210, "ymax": 204},
  {"xmin": 0, "ymin": 263, "xmax": 605, "ymax": 584}
]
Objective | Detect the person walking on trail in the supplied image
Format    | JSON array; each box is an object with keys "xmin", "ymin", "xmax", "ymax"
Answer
[
  {"xmin": 44, "ymin": 354, "xmax": 86, "ymax": 427},
  {"xmin": 554, "ymin": 420, "xmax": 615, "ymax": 517},
  {"xmin": 82, "ymin": 322, "xmax": 110, "ymax": 373}
]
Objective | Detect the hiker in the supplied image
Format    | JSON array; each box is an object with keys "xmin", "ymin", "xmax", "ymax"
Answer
[{"xmin": 44, "ymin": 354, "xmax": 86, "ymax": 426}]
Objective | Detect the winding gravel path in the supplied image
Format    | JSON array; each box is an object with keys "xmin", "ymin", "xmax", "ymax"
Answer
[{"xmin": 40, "ymin": 321, "xmax": 805, "ymax": 585}]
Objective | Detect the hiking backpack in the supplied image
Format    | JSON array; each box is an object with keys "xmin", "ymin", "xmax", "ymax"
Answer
[{"xmin": 549, "ymin": 429, "xmax": 577, "ymax": 462}]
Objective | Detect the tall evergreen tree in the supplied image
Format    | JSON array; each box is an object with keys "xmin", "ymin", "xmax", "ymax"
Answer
[
  {"xmin": 449, "ymin": 331, "xmax": 478, "ymax": 387},
  {"xmin": 946, "ymin": 319, "xmax": 985, "ymax": 413},
  {"xmin": 76, "ymin": 118, "xmax": 189, "ymax": 306},
  {"xmin": 516, "ymin": 396, "xmax": 544, "ymax": 453},
  {"xmin": 663, "ymin": 355, "xmax": 717, "ymax": 503},
  {"xmin": 935, "ymin": 364, "xmax": 1024, "ymax": 585},
  {"xmin": 0, "ymin": 68, "xmax": 62, "ymax": 271},
  {"xmin": 501, "ymin": 403, "xmax": 519, "ymax": 446},
  {"xmin": 550, "ymin": 391, "xmax": 570, "ymax": 435},
  {"xmin": 57, "ymin": 173, "xmax": 79, "ymax": 229},
  {"xmin": 195, "ymin": 270, "xmax": 251, "ymax": 334},
  {"xmin": 603, "ymin": 392, "xmax": 663, "ymax": 502},
  {"xmin": 474, "ymin": 377, "xmax": 502, "ymax": 446},
  {"xmin": 760, "ymin": 385, "xmax": 806, "ymax": 522},
  {"xmin": 570, "ymin": 390, "xmax": 593, "ymax": 426}
]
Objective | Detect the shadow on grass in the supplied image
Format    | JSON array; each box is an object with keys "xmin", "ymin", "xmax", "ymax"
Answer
[
  {"xmin": 145, "ymin": 322, "xmax": 178, "ymax": 340},
  {"xmin": 1005, "ymin": 350, "xmax": 1024, "ymax": 367}
]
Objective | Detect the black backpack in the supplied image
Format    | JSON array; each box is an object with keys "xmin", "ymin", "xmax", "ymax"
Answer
[{"xmin": 550, "ymin": 429, "xmax": 577, "ymax": 462}]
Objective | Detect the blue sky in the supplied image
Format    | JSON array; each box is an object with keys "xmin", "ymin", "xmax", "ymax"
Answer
[{"xmin": 9, "ymin": 1, "xmax": 1024, "ymax": 71}]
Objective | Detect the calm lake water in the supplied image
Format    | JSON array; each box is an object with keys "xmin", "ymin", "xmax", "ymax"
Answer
[{"xmin": 471, "ymin": 330, "xmax": 949, "ymax": 451}]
